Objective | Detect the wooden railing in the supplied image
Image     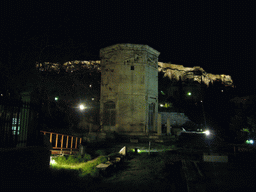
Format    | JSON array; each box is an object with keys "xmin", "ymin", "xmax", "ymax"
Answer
[{"xmin": 40, "ymin": 131, "xmax": 82, "ymax": 154}]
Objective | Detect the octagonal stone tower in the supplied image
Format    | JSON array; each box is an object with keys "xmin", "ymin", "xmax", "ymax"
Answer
[{"xmin": 100, "ymin": 44, "xmax": 160, "ymax": 134}]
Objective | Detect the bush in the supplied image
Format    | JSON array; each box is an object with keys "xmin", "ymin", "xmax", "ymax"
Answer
[
  {"xmin": 54, "ymin": 155, "xmax": 67, "ymax": 165},
  {"xmin": 67, "ymin": 155, "xmax": 79, "ymax": 165},
  {"xmin": 76, "ymin": 154, "xmax": 83, "ymax": 163},
  {"xmin": 83, "ymin": 153, "xmax": 92, "ymax": 161}
]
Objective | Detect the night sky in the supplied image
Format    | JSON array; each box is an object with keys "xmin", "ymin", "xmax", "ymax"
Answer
[{"xmin": 0, "ymin": 1, "xmax": 255, "ymax": 96}]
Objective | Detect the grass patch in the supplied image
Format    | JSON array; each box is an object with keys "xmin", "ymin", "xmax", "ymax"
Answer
[
  {"xmin": 53, "ymin": 153, "xmax": 92, "ymax": 165},
  {"xmin": 51, "ymin": 155, "xmax": 108, "ymax": 178}
]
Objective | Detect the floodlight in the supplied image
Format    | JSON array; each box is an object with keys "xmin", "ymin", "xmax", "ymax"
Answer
[{"xmin": 204, "ymin": 130, "xmax": 210, "ymax": 136}]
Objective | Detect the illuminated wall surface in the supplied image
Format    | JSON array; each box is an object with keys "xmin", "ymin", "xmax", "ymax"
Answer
[{"xmin": 100, "ymin": 44, "xmax": 160, "ymax": 133}]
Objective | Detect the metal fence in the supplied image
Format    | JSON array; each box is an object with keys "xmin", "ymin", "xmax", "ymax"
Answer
[{"xmin": 0, "ymin": 98, "xmax": 39, "ymax": 148}]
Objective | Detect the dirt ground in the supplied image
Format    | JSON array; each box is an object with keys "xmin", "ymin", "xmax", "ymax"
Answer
[
  {"xmin": 2, "ymin": 150, "xmax": 187, "ymax": 192},
  {"xmin": 86, "ymin": 151, "xmax": 188, "ymax": 192}
]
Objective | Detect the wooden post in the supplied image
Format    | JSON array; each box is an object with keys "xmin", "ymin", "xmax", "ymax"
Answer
[
  {"xmin": 55, "ymin": 134, "xmax": 58, "ymax": 148},
  {"xmin": 43, "ymin": 132, "xmax": 46, "ymax": 135},
  {"xmin": 70, "ymin": 137, "xmax": 73, "ymax": 154},
  {"xmin": 80, "ymin": 138, "xmax": 82, "ymax": 144},
  {"xmin": 75, "ymin": 137, "xmax": 78, "ymax": 149},
  {"xmin": 66, "ymin": 136, "xmax": 69, "ymax": 149},
  {"xmin": 71, "ymin": 137, "xmax": 73, "ymax": 149},
  {"xmin": 61, "ymin": 135, "xmax": 64, "ymax": 150},
  {"xmin": 50, "ymin": 133, "xmax": 52, "ymax": 143}
]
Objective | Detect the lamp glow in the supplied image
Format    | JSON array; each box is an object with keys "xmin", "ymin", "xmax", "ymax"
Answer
[
  {"xmin": 79, "ymin": 104, "xmax": 86, "ymax": 110},
  {"xmin": 204, "ymin": 130, "xmax": 210, "ymax": 136},
  {"xmin": 50, "ymin": 156, "xmax": 56, "ymax": 165},
  {"xmin": 246, "ymin": 140, "xmax": 254, "ymax": 144}
]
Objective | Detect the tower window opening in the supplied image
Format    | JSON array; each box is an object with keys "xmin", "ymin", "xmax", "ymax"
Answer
[
  {"xmin": 103, "ymin": 101, "xmax": 116, "ymax": 126},
  {"xmin": 131, "ymin": 66, "xmax": 134, "ymax": 70}
]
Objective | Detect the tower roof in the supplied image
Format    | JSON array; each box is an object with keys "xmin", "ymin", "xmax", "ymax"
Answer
[{"xmin": 100, "ymin": 43, "xmax": 160, "ymax": 57}]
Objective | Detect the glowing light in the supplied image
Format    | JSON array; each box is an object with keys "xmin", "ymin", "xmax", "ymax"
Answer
[
  {"xmin": 79, "ymin": 104, "xmax": 86, "ymax": 110},
  {"xmin": 246, "ymin": 140, "xmax": 254, "ymax": 144},
  {"xmin": 160, "ymin": 104, "xmax": 164, "ymax": 107},
  {"xmin": 55, "ymin": 97, "xmax": 59, "ymax": 101},
  {"xmin": 187, "ymin": 92, "xmax": 192, "ymax": 96},
  {"xmin": 50, "ymin": 156, "xmax": 56, "ymax": 165},
  {"xmin": 92, "ymin": 98, "xmax": 95, "ymax": 101},
  {"xmin": 204, "ymin": 130, "xmax": 210, "ymax": 136}
]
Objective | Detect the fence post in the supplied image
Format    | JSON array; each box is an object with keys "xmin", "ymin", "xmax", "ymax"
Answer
[
  {"xmin": 55, "ymin": 134, "xmax": 58, "ymax": 148},
  {"xmin": 61, "ymin": 135, "xmax": 64, "ymax": 153},
  {"xmin": 66, "ymin": 136, "xmax": 69, "ymax": 149},
  {"xmin": 50, "ymin": 133, "xmax": 52, "ymax": 143},
  {"xmin": 70, "ymin": 137, "xmax": 73, "ymax": 154},
  {"xmin": 75, "ymin": 137, "xmax": 78, "ymax": 149}
]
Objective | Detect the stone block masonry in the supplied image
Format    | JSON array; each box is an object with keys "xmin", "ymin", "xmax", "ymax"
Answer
[{"xmin": 100, "ymin": 44, "xmax": 160, "ymax": 134}]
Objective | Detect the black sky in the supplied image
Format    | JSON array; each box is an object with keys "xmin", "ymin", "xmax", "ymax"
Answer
[{"xmin": 0, "ymin": 1, "xmax": 255, "ymax": 95}]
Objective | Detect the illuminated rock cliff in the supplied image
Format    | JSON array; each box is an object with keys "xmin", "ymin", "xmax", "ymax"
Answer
[
  {"xmin": 36, "ymin": 60, "xmax": 233, "ymax": 87},
  {"xmin": 158, "ymin": 62, "xmax": 233, "ymax": 87}
]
